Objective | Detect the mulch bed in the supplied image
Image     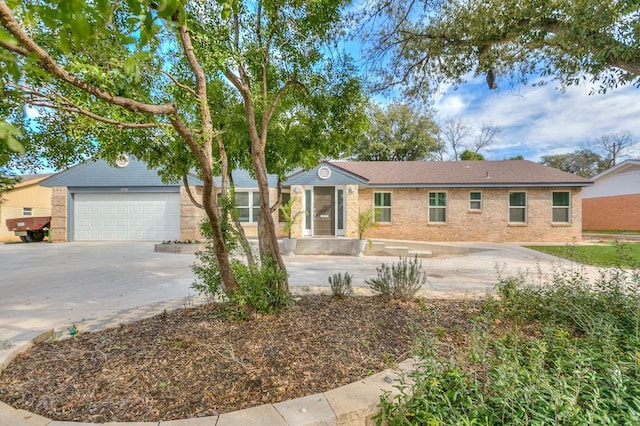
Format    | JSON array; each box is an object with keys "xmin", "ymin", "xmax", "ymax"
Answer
[{"xmin": 0, "ymin": 295, "xmax": 481, "ymax": 423}]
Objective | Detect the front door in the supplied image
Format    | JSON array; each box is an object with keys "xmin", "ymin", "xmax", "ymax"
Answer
[{"xmin": 314, "ymin": 187, "xmax": 335, "ymax": 236}]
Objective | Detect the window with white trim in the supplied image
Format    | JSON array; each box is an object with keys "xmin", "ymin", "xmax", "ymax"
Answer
[
  {"xmin": 552, "ymin": 191, "xmax": 571, "ymax": 223},
  {"xmin": 428, "ymin": 192, "xmax": 447, "ymax": 223},
  {"xmin": 236, "ymin": 191, "xmax": 261, "ymax": 223},
  {"xmin": 374, "ymin": 192, "xmax": 391, "ymax": 222},
  {"xmin": 23, "ymin": 207, "xmax": 32, "ymax": 217},
  {"xmin": 469, "ymin": 191, "xmax": 482, "ymax": 211},
  {"xmin": 509, "ymin": 192, "xmax": 527, "ymax": 223}
]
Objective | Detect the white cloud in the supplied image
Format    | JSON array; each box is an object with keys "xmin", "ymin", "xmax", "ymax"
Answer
[
  {"xmin": 24, "ymin": 105, "xmax": 42, "ymax": 119},
  {"xmin": 433, "ymin": 77, "xmax": 640, "ymax": 161}
]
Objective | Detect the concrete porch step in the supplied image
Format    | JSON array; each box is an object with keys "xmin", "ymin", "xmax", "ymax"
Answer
[
  {"xmin": 373, "ymin": 245, "xmax": 410, "ymax": 257},
  {"xmin": 408, "ymin": 250, "xmax": 433, "ymax": 258}
]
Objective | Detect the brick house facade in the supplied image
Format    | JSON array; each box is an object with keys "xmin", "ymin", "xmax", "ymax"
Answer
[
  {"xmin": 283, "ymin": 160, "xmax": 591, "ymax": 243},
  {"xmin": 41, "ymin": 158, "xmax": 591, "ymax": 243}
]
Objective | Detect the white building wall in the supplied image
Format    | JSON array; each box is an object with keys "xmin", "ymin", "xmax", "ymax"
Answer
[{"xmin": 583, "ymin": 165, "xmax": 640, "ymax": 199}]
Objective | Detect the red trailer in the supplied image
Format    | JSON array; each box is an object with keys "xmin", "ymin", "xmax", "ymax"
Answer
[{"xmin": 5, "ymin": 216, "xmax": 51, "ymax": 242}]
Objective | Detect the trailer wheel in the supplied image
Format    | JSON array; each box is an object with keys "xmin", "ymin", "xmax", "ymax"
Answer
[
  {"xmin": 20, "ymin": 236, "xmax": 29, "ymax": 243},
  {"xmin": 27, "ymin": 230, "xmax": 45, "ymax": 242}
]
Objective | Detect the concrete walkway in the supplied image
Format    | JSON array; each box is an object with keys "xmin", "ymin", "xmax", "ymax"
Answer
[{"xmin": 0, "ymin": 241, "xmax": 577, "ymax": 346}]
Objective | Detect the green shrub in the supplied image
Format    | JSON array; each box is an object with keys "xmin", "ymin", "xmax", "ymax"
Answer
[
  {"xmin": 329, "ymin": 272, "xmax": 353, "ymax": 298},
  {"xmin": 230, "ymin": 256, "xmax": 290, "ymax": 318},
  {"xmin": 495, "ymin": 266, "xmax": 640, "ymax": 342},
  {"xmin": 376, "ymin": 266, "xmax": 640, "ymax": 425},
  {"xmin": 365, "ymin": 256, "xmax": 426, "ymax": 300},
  {"xmin": 192, "ymin": 253, "xmax": 290, "ymax": 319},
  {"xmin": 191, "ymin": 240, "xmax": 223, "ymax": 298}
]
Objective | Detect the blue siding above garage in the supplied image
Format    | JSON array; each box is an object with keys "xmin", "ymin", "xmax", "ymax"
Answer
[{"xmin": 41, "ymin": 157, "xmax": 202, "ymax": 188}]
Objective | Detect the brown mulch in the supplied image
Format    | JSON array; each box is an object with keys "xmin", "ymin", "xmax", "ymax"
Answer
[{"xmin": 0, "ymin": 295, "xmax": 481, "ymax": 423}]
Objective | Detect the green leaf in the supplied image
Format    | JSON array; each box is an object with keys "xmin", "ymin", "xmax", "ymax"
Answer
[
  {"xmin": 123, "ymin": 57, "xmax": 137, "ymax": 76},
  {"xmin": 6, "ymin": 137, "xmax": 25, "ymax": 155},
  {"xmin": 221, "ymin": 3, "xmax": 232, "ymax": 20},
  {"xmin": 59, "ymin": 29, "xmax": 70, "ymax": 53},
  {"xmin": 0, "ymin": 28, "xmax": 17, "ymax": 46},
  {"xmin": 126, "ymin": 0, "xmax": 142, "ymax": 15},
  {"xmin": 156, "ymin": 0, "xmax": 177, "ymax": 19},
  {"xmin": 71, "ymin": 15, "xmax": 92, "ymax": 40}
]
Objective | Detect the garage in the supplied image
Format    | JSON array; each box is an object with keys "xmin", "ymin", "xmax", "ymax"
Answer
[{"xmin": 73, "ymin": 192, "xmax": 181, "ymax": 241}]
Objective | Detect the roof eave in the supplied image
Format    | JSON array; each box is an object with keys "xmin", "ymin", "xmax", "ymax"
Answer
[{"xmin": 365, "ymin": 182, "xmax": 593, "ymax": 189}]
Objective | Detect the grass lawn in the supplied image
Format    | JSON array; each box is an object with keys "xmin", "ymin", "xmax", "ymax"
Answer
[
  {"xmin": 526, "ymin": 243, "xmax": 640, "ymax": 267},
  {"xmin": 583, "ymin": 230, "xmax": 640, "ymax": 235}
]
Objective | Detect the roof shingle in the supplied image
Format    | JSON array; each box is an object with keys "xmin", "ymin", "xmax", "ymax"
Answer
[{"xmin": 329, "ymin": 160, "xmax": 592, "ymax": 187}]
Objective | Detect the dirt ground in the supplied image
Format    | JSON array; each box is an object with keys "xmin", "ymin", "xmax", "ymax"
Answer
[{"xmin": 0, "ymin": 295, "xmax": 481, "ymax": 423}]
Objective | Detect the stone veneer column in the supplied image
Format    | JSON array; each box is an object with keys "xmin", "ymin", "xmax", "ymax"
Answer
[
  {"xmin": 180, "ymin": 186, "xmax": 206, "ymax": 241},
  {"xmin": 50, "ymin": 187, "xmax": 68, "ymax": 242},
  {"xmin": 289, "ymin": 186, "xmax": 304, "ymax": 238},
  {"xmin": 345, "ymin": 185, "xmax": 359, "ymax": 238}
]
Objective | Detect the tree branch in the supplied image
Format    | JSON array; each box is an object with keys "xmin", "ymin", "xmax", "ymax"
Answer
[
  {"xmin": 15, "ymin": 83, "xmax": 171, "ymax": 129},
  {"xmin": 264, "ymin": 79, "xmax": 307, "ymax": 130},
  {"xmin": 182, "ymin": 175, "xmax": 204, "ymax": 209},
  {"xmin": 161, "ymin": 71, "xmax": 198, "ymax": 98},
  {"xmin": 0, "ymin": 2, "xmax": 177, "ymax": 116}
]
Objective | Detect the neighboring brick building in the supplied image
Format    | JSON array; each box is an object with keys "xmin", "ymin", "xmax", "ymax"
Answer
[
  {"xmin": 582, "ymin": 159, "xmax": 640, "ymax": 232},
  {"xmin": 284, "ymin": 160, "xmax": 592, "ymax": 243}
]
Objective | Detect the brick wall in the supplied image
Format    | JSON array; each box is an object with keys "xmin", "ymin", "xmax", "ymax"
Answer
[
  {"xmin": 357, "ymin": 187, "xmax": 583, "ymax": 243},
  {"xmin": 180, "ymin": 186, "xmax": 207, "ymax": 240},
  {"xmin": 50, "ymin": 187, "xmax": 68, "ymax": 243},
  {"xmin": 582, "ymin": 194, "xmax": 640, "ymax": 231}
]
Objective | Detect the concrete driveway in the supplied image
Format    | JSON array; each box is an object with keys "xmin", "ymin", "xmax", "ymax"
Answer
[{"xmin": 0, "ymin": 241, "xmax": 575, "ymax": 346}]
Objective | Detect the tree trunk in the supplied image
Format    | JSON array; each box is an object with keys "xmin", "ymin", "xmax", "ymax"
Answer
[
  {"xmin": 251, "ymin": 147, "xmax": 289, "ymax": 292},
  {"xmin": 200, "ymin": 175, "xmax": 251, "ymax": 315},
  {"xmin": 201, "ymin": 183, "xmax": 235, "ymax": 294}
]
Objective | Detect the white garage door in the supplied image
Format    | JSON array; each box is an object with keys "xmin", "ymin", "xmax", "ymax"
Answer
[{"xmin": 74, "ymin": 193, "xmax": 181, "ymax": 241}]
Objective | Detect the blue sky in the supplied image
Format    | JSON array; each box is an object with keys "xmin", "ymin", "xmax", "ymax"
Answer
[{"xmin": 430, "ymin": 76, "xmax": 640, "ymax": 162}]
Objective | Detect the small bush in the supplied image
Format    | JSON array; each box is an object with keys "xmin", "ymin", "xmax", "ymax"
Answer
[
  {"xmin": 329, "ymin": 272, "xmax": 353, "ymax": 298},
  {"xmin": 231, "ymin": 257, "xmax": 290, "ymax": 318},
  {"xmin": 365, "ymin": 256, "xmax": 426, "ymax": 300},
  {"xmin": 192, "ymin": 250, "xmax": 290, "ymax": 319}
]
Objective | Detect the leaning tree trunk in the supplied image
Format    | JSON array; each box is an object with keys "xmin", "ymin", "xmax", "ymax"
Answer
[
  {"xmin": 200, "ymin": 177, "xmax": 243, "ymax": 298},
  {"xmin": 251, "ymin": 148, "xmax": 289, "ymax": 292}
]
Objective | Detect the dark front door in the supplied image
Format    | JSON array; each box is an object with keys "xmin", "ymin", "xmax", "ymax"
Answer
[{"xmin": 314, "ymin": 187, "xmax": 334, "ymax": 236}]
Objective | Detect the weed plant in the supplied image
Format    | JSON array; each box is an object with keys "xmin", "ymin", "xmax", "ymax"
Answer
[
  {"xmin": 376, "ymin": 266, "xmax": 640, "ymax": 425},
  {"xmin": 329, "ymin": 272, "xmax": 353, "ymax": 298},
  {"xmin": 366, "ymin": 256, "xmax": 426, "ymax": 300}
]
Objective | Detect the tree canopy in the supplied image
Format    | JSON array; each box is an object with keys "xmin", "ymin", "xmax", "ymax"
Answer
[
  {"xmin": 0, "ymin": 0, "xmax": 366, "ymax": 314},
  {"xmin": 540, "ymin": 149, "xmax": 609, "ymax": 178},
  {"xmin": 353, "ymin": 103, "xmax": 440, "ymax": 161},
  {"xmin": 360, "ymin": 0, "xmax": 640, "ymax": 98},
  {"xmin": 460, "ymin": 150, "xmax": 485, "ymax": 161}
]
